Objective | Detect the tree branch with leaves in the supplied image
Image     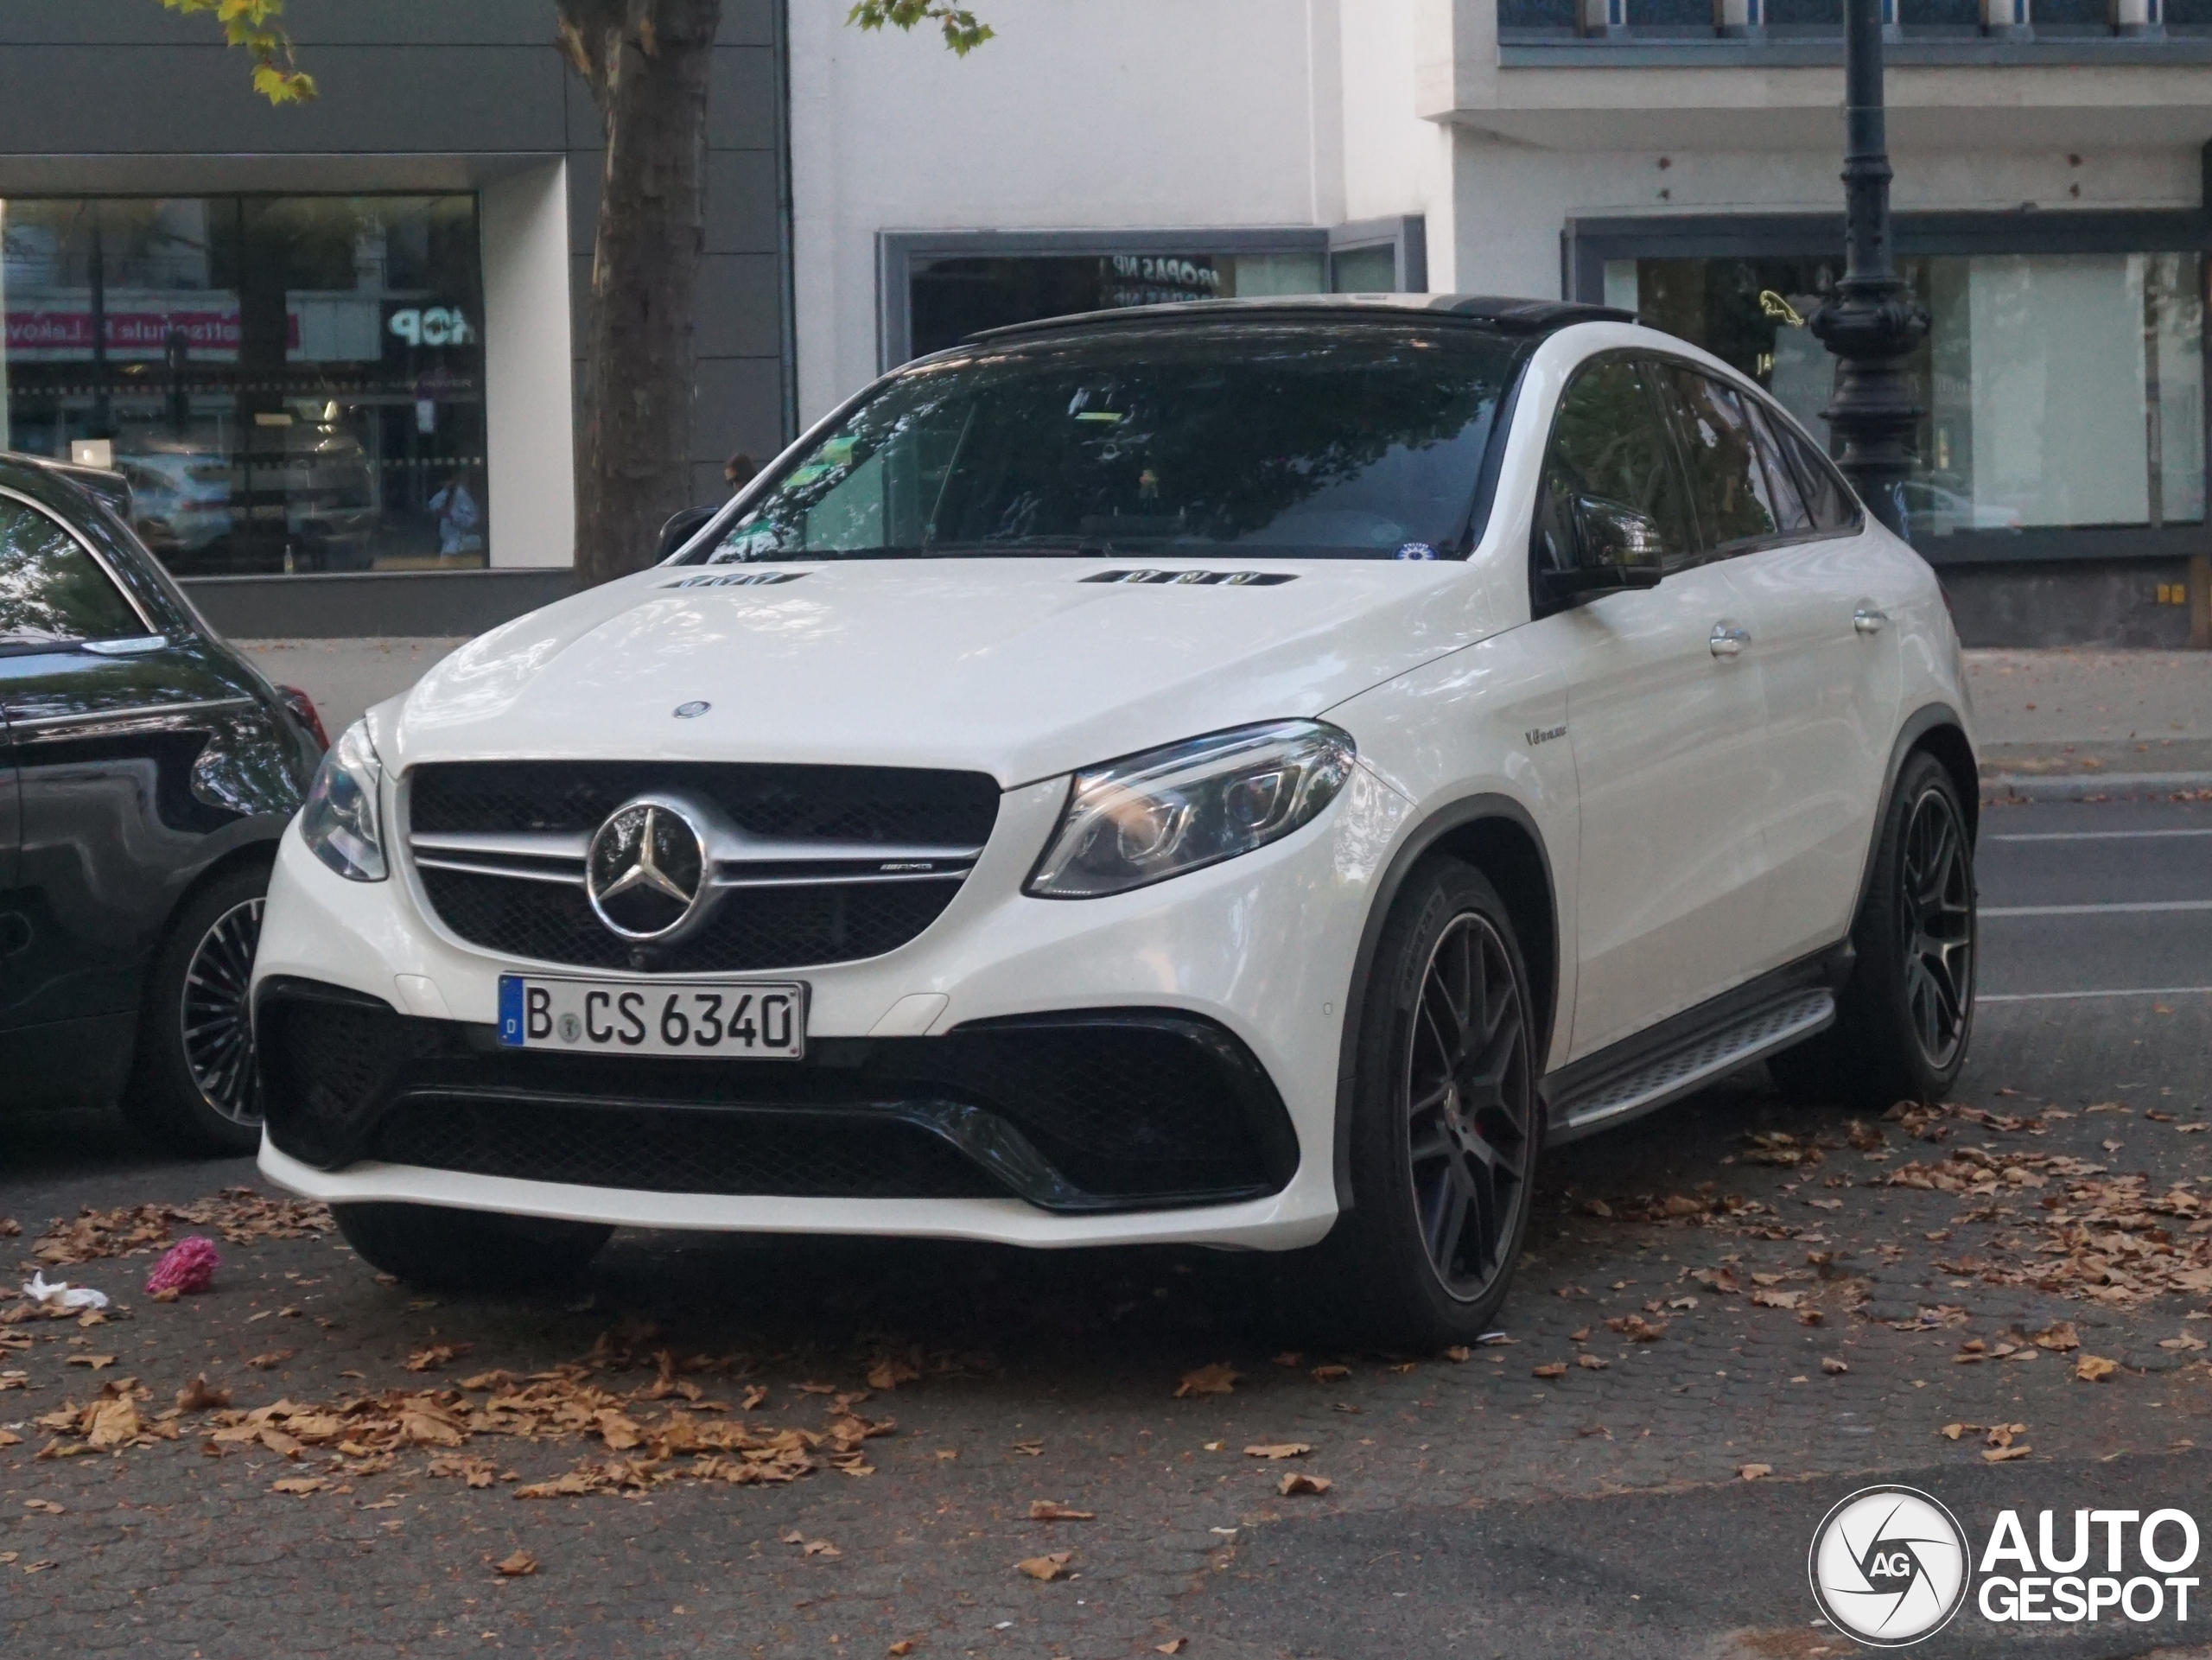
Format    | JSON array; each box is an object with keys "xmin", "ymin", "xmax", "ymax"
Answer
[{"xmin": 159, "ymin": 0, "xmax": 316, "ymax": 103}]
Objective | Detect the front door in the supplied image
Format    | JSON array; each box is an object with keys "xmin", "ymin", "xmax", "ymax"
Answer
[
  {"xmin": 1535, "ymin": 353, "xmax": 1776, "ymax": 1060},
  {"xmin": 1656, "ymin": 363, "xmax": 1904, "ymax": 971},
  {"xmin": 0, "ymin": 487, "xmax": 246, "ymax": 1036}
]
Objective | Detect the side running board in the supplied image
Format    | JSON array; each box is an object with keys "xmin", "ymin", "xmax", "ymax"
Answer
[{"xmin": 1545, "ymin": 987, "xmax": 1836, "ymax": 1142}]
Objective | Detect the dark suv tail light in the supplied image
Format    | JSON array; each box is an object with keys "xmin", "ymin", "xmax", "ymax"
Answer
[{"xmin": 277, "ymin": 685, "xmax": 328, "ymax": 753}]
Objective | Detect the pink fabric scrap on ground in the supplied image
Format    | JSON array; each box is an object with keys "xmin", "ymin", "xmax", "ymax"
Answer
[{"xmin": 145, "ymin": 1235, "xmax": 220, "ymax": 1295}]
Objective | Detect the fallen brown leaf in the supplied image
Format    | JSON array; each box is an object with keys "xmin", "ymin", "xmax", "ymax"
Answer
[
  {"xmin": 1532, "ymin": 1363, "xmax": 1567, "ymax": 1379},
  {"xmin": 2076, "ymin": 1354, "xmax": 2119, "ymax": 1383},
  {"xmin": 175, "ymin": 1375, "xmax": 230, "ymax": 1412},
  {"xmin": 245, "ymin": 1351, "xmax": 294, "ymax": 1371},
  {"xmin": 404, "ymin": 1344, "xmax": 470, "ymax": 1373},
  {"xmin": 1174, "ymin": 1363, "xmax": 1240, "ymax": 1398},
  {"xmin": 1311, "ymin": 1364, "xmax": 1351, "ymax": 1383},
  {"xmin": 1577, "ymin": 1353, "xmax": 1607, "ymax": 1371},
  {"xmin": 1821, "ymin": 1357, "xmax": 1849, "ymax": 1375},
  {"xmin": 1016, "ymin": 1552, "xmax": 1072, "ymax": 1580},
  {"xmin": 270, "ymin": 1476, "xmax": 326, "ymax": 1496},
  {"xmin": 493, "ymin": 1549, "xmax": 537, "ymax": 1577},
  {"xmin": 1279, "ymin": 1471, "xmax": 1332, "ymax": 1496},
  {"xmin": 1738, "ymin": 1463, "xmax": 1772, "ymax": 1480},
  {"xmin": 1243, "ymin": 1442, "xmax": 1312, "ymax": 1460},
  {"xmin": 1028, "ymin": 1500, "xmax": 1095, "ymax": 1520}
]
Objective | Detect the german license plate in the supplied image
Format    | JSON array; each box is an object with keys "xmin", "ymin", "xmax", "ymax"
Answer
[{"xmin": 497, "ymin": 976, "xmax": 805, "ymax": 1058}]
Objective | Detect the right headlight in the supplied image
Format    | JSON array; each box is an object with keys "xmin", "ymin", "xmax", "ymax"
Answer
[
  {"xmin": 1026, "ymin": 720, "xmax": 1356, "ymax": 900},
  {"xmin": 298, "ymin": 717, "xmax": 387, "ymax": 881}
]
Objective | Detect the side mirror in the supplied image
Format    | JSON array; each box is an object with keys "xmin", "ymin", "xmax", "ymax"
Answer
[
  {"xmin": 1537, "ymin": 493, "xmax": 1665, "ymax": 603},
  {"xmin": 655, "ymin": 505, "xmax": 717, "ymax": 562}
]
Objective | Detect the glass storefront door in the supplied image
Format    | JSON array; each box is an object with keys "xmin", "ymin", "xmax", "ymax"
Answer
[
  {"xmin": 0, "ymin": 194, "xmax": 489, "ymax": 576},
  {"xmin": 1606, "ymin": 251, "xmax": 2207, "ymax": 547}
]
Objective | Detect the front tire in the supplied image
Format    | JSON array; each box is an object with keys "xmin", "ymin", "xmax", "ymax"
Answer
[
  {"xmin": 334, "ymin": 1203, "xmax": 613, "ymax": 1294},
  {"xmin": 1301, "ymin": 861, "xmax": 1542, "ymax": 1347},
  {"xmin": 122, "ymin": 863, "xmax": 270, "ymax": 1156},
  {"xmin": 1771, "ymin": 750, "xmax": 1976, "ymax": 1110}
]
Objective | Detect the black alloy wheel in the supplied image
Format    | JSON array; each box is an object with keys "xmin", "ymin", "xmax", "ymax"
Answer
[
  {"xmin": 1897, "ymin": 783, "xmax": 1974, "ymax": 1070},
  {"xmin": 124, "ymin": 863, "xmax": 274, "ymax": 1156},
  {"xmin": 1404, "ymin": 911, "xmax": 1535, "ymax": 1300},
  {"xmin": 1298, "ymin": 860, "xmax": 1543, "ymax": 1345},
  {"xmin": 181, "ymin": 897, "xmax": 265, "ymax": 1126},
  {"xmin": 1769, "ymin": 749, "xmax": 1977, "ymax": 1110}
]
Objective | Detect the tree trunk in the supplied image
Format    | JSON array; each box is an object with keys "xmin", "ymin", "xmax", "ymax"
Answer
[{"xmin": 558, "ymin": 0, "xmax": 721, "ymax": 587}]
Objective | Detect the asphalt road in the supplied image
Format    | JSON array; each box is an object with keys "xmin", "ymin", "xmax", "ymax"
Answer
[{"xmin": 2, "ymin": 794, "xmax": 2209, "ymax": 1659}]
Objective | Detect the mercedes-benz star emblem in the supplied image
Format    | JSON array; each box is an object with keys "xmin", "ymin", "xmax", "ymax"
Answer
[{"xmin": 585, "ymin": 796, "xmax": 710, "ymax": 940}]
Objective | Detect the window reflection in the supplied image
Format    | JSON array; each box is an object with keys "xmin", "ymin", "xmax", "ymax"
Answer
[
  {"xmin": 1607, "ymin": 251, "xmax": 2207, "ymax": 541},
  {"xmin": 0, "ymin": 194, "xmax": 488, "ymax": 576}
]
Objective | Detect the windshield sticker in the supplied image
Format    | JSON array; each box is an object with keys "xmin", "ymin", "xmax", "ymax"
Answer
[{"xmin": 1395, "ymin": 542, "xmax": 1439, "ymax": 561}]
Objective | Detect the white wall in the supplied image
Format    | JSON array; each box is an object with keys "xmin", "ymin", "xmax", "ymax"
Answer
[
  {"xmin": 480, "ymin": 161, "xmax": 576, "ymax": 567},
  {"xmin": 790, "ymin": 0, "xmax": 1372, "ymax": 421}
]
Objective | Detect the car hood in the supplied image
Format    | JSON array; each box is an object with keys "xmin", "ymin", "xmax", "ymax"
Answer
[{"xmin": 378, "ymin": 558, "xmax": 1503, "ymax": 785}]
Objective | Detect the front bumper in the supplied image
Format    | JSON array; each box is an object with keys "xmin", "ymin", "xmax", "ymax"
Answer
[{"xmin": 252, "ymin": 767, "xmax": 1414, "ymax": 1249}]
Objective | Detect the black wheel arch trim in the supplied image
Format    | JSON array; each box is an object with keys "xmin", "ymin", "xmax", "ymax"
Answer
[
  {"xmin": 1851, "ymin": 702, "xmax": 1979, "ymax": 925},
  {"xmin": 1331, "ymin": 791, "xmax": 1560, "ymax": 1217}
]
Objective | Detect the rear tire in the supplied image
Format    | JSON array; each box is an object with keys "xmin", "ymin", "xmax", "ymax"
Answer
[
  {"xmin": 1769, "ymin": 750, "xmax": 1976, "ymax": 1110},
  {"xmin": 1294, "ymin": 861, "xmax": 1542, "ymax": 1348},
  {"xmin": 121, "ymin": 863, "xmax": 270, "ymax": 1157},
  {"xmin": 334, "ymin": 1203, "xmax": 612, "ymax": 1293}
]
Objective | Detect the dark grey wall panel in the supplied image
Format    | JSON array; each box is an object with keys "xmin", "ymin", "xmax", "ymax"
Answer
[
  {"xmin": 184, "ymin": 569, "xmax": 577, "ymax": 639},
  {"xmin": 0, "ymin": 0, "xmax": 554, "ymax": 45},
  {"xmin": 705, "ymin": 149, "xmax": 779, "ymax": 252},
  {"xmin": 0, "ymin": 45, "xmax": 568, "ymax": 154},
  {"xmin": 707, "ymin": 47, "xmax": 781, "ymax": 149}
]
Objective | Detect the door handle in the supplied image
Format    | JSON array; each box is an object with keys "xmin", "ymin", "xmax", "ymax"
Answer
[
  {"xmin": 1853, "ymin": 606, "xmax": 1889, "ymax": 635},
  {"xmin": 1710, "ymin": 624, "xmax": 1751, "ymax": 658}
]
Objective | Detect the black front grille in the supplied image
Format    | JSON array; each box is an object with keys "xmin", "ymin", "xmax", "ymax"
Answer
[
  {"xmin": 410, "ymin": 760, "xmax": 1001, "ymax": 844},
  {"xmin": 417, "ymin": 866, "xmax": 964, "ymax": 973},
  {"xmin": 371, "ymin": 1098, "xmax": 1004, "ymax": 1199},
  {"xmin": 404, "ymin": 760, "xmax": 1001, "ymax": 971},
  {"xmin": 256, "ymin": 981, "xmax": 1298, "ymax": 1212}
]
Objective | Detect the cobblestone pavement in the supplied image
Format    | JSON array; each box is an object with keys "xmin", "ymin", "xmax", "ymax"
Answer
[{"xmin": 3, "ymin": 807, "xmax": 2209, "ymax": 1656}]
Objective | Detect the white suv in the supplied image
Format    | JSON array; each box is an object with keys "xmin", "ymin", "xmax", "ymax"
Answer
[{"xmin": 252, "ymin": 296, "xmax": 1978, "ymax": 1345}]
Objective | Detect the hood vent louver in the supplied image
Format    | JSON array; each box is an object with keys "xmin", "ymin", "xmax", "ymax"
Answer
[
  {"xmin": 1081, "ymin": 569, "xmax": 1296, "ymax": 587},
  {"xmin": 660, "ymin": 569, "xmax": 810, "ymax": 589}
]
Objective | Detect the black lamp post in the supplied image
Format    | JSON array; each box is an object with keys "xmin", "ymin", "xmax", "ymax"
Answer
[{"xmin": 1808, "ymin": 0, "xmax": 1927, "ymax": 537}]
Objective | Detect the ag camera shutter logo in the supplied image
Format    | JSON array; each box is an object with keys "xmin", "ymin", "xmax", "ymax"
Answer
[{"xmin": 1808, "ymin": 1485, "xmax": 1971, "ymax": 1646}]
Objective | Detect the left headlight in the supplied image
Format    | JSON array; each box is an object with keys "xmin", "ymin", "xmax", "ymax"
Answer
[
  {"xmin": 1026, "ymin": 720, "xmax": 1356, "ymax": 900},
  {"xmin": 298, "ymin": 717, "xmax": 387, "ymax": 881}
]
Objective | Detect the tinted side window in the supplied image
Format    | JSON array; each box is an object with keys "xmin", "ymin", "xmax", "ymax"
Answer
[
  {"xmin": 1742, "ymin": 399, "xmax": 1813, "ymax": 534},
  {"xmin": 1660, "ymin": 366, "xmax": 1781, "ymax": 554},
  {"xmin": 0, "ymin": 496, "xmax": 143, "ymax": 644},
  {"xmin": 1777, "ymin": 423, "xmax": 1859, "ymax": 533},
  {"xmin": 1533, "ymin": 356, "xmax": 1697, "ymax": 575}
]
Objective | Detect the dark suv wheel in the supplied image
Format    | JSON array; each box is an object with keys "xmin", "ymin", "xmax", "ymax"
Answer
[
  {"xmin": 1771, "ymin": 749, "xmax": 1976, "ymax": 1110},
  {"xmin": 122, "ymin": 863, "xmax": 270, "ymax": 1156},
  {"xmin": 1300, "ymin": 860, "xmax": 1541, "ymax": 1346}
]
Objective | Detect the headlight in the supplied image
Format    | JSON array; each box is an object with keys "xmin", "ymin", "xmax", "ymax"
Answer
[
  {"xmin": 1026, "ymin": 720, "xmax": 1356, "ymax": 899},
  {"xmin": 298, "ymin": 718, "xmax": 386, "ymax": 881}
]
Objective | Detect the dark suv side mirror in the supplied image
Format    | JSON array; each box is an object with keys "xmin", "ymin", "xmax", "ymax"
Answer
[
  {"xmin": 1536, "ymin": 493, "xmax": 1666, "ymax": 604},
  {"xmin": 656, "ymin": 505, "xmax": 718, "ymax": 562}
]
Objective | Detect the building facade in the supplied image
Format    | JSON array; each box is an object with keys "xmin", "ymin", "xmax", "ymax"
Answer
[
  {"xmin": 0, "ymin": 0, "xmax": 791, "ymax": 635},
  {"xmin": 2, "ymin": 1, "xmax": 2206, "ymax": 646},
  {"xmin": 793, "ymin": 0, "xmax": 2212, "ymax": 646}
]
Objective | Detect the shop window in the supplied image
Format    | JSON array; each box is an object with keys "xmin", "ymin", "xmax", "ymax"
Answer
[
  {"xmin": 1605, "ymin": 251, "xmax": 2206, "ymax": 544},
  {"xmin": 0, "ymin": 194, "xmax": 488, "ymax": 577}
]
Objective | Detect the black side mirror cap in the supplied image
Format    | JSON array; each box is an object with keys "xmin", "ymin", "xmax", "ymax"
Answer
[
  {"xmin": 656, "ymin": 506, "xmax": 718, "ymax": 562},
  {"xmin": 1536, "ymin": 563, "xmax": 1663, "ymax": 605}
]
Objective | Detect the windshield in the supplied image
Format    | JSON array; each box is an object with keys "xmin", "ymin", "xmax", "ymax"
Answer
[{"xmin": 690, "ymin": 323, "xmax": 1529, "ymax": 564}]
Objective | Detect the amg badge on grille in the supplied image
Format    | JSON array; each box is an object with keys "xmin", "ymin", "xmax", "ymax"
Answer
[{"xmin": 585, "ymin": 796, "xmax": 713, "ymax": 940}]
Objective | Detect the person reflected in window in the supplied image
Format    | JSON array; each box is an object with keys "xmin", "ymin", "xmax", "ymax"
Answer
[
  {"xmin": 724, "ymin": 452, "xmax": 759, "ymax": 493},
  {"xmin": 428, "ymin": 468, "xmax": 482, "ymax": 557}
]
